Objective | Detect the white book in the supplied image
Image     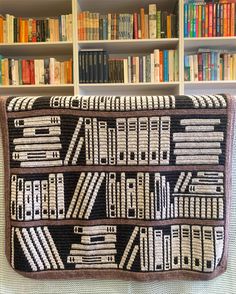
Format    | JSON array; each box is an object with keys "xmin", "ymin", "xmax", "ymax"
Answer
[
  {"xmin": 149, "ymin": 117, "xmax": 159, "ymax": 165},
  {"xmin": 68, "ymin": 254, "xmax": 115, "ymax": 264},
  {"xmin": 85, "ymin": 118, "xmax": 94, "ymax": 165},
  {"xmin": 148, "ymin": 227, "xmax": 154, "ymax": 271},
  {"xmin": 98, "ymin": 121, "xmax": 108, "ymax": 165},
  {"xmin": 24, "ymin": 181, "xmax": 33, "ymax": 221},
  {"xmin": 214, "ymin": 227, "xmax": 224, "ymax": 267},
  {"xmin": 92, "ymin": 118, "xmax": 99, "ymax": 164},
  {"xmin": 171, "ymin": 225, "xmax": 181, "ymax": 269},
  {"xmin": 140, "ymin": 227, "xmax": 148, "ymax": 271},
  {"xmin": 154, "ymin": 49, "xmax": 160, "ymax": 82},
  {"xmin": 212, "ymin": 198, "xmax": 218, "ymax": 219},
  {"xmin": 72, "ymin": 173, "xmax": 92, "ymax": 218},
  {"xmin": 161, "ymin": 176, "xmax": 167, "ymax": 219},
  {"xmin": 138, "ymin": 117, "xmax": 149, "ymax": 165},
  {"xmin": 189, "ymin": 184, "xmax": 223, "ymax": 194},
  {"xmin": 168, "ymin": 50, "xmax": 174, "ymax": 82},
  {"xmin": 33, "ymin": 181, "xmax": 41, "ymax": 220},
  {"xmin": 124, "ymin": 59, "xmax": 128, "ymax": 84},
  {"xmin": 181, "ymin": 225, "xmax": 191, "ymax": 270},
  {"xmin": 144, "ymin": 173, "xmax": 150, "ymax": 219},
  {"xmin": 11, "ymin": 175, "xmax": 17, "ymax": 220},
  {"xmin": 151, "ymin": 53, "xmax": 155, "ymax": 83},
  {"xmin": 203, "ymin": 226, "xmax": 215, "ymax": 272},
  {"xmin": 41, "ymin": 180, "xmax": 49, "ymax": 219},
  {"xmin": 149, "ymin": 4, "xmax": 157, "ymax": 38},
  {"xmin": 127, "ymin": 118, "xmax": 138, "ymax": 165},
  {"xmin": 206, "ymin": 198, "xmax": 212, "ymax": 219},
  {"xmin": 108, "ymin": 173, "xmax": 117, "ymax": 218},
  {"xmin": 201, "ymin": 198, "xmax": 206, "ymax": 219},
  {"xmin": 23, "ymin": 126, "xmax": 61, "ymax": 137},
  {"xmin": 116, "ymin": 118, "xmax": 127, "ymax": 165},
  {"xmin": 13, "ymin": 150, "xmax": 60, "ymax": 162},
  {"xmin": 184, "ymin": 197, "xmax": 189, "ymax": 218},
  {"xmin": 121, "ymin": 173, "xmax": 126, "ymax": 218},
  {"xmin": 190, "ymin": 197, "xmax": 195, "ymax": 218},
  {"xmin": 56, "ymin": 173, "xmax": 65, "ymax": 219},
  {"xmin": 218, "ymin": 198, "xmax": 224, "ymax": 219},
  {"xmin": 108, "ymin": 128, "xmax": 116, "ymax": 165},
  {"xmin": 191, "ymin": 226, "xmax": 202, "ymax": 271},
  {"xmin": 74, "ymin": 225, "xmax": 116, "ymax": 235},
  {"xmin": 17, "ymin": 178, "xmax": 24, "ymax": 221},
  {"xmin": 154, "ymin": 229, "xmax": 163, "ymax": 271},
  {"xmin": 164, "ymin": 235, "xmax": 171, "ymax": 270},
  {"xmin": 160, "ymin": 116, "xmax": 170, "ymax": 165},
  {"xmin": 126, "ymin": 178, "xmax": 137, "ymax": 219},
  {"xmin": 84, "ymin": 172, "xmax": 105, "ymax": 219},
  {"xmin": 154, "ymin": 173, "xmax": 161, "ymax": 219},
  {"xmin": 49, "ymin": 174, "xmax": 57, "ymax": 219},
  {"xmin": 174, "ymin": 197, "xmax": 179, "ymax": 218},
  {"xmin": 80, "ymin": 234, "xmax": 116, "ymax": 245}
]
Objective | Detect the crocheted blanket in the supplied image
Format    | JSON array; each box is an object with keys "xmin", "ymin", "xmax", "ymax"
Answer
[{"xmin": 0, "ymin": 94, "xmax": 234, "ymax": 281}]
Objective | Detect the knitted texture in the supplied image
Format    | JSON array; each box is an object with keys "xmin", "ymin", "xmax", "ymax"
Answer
[{"xmin": 0, "ymin": 94, "xmax": 234, "ymax": 281}]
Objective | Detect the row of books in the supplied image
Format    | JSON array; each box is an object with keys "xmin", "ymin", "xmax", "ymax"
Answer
[
  {"xmin": 78, "ymin": 4, "xmax": 178, "ymax": 40},
  {"xmin": 0, "ymin": 14, "xmax": 73, "ymax": 43},
  {"xmin": 79, "ymin": 49, "xmax": 179, "ymax": 84},
  {"xmin": 0, "ymin": 57, "xmax": 73, "ymax": 85},
  {"xmin": 184, "ymin": 49, "xmax": 236, "ymax": 81},
  {"xmin": 184, "ymin": 0, "xmax": 236, "ymax": 37}
]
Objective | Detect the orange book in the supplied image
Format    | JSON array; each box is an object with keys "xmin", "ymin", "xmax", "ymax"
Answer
[
  {"xmin": 140, "ymin": 8, "xmax": 145, "ymax": 39},
  {"xmin": 19, "ymin": 18, "xmax": 24, "ymax": 42},
  {"xmin": 159, "ymin": 50, "xmax": 163, "ymax": 82},
  {"xmin": 167, "ymin": 15, "xmax": 171, "ymax": 38},
  {"xmin": 24, "ymin": 19, "xmax": 29, "ymax": 42},
  {"xmin": 227, "ymin": 3, "xmax": 231, "ymax": 36},
  {"xmin": 231, "ymin": 3, "xmax": 235, "ymax": 36},
  {"xmin": 0, "ymin": 15, "xmax": 3, "ymax": 43},
  {"xmin": 223, "ymin": 4, "xmax": 227, "ymax": 36}
]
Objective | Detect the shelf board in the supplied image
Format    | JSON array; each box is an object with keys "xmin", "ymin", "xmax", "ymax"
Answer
[
  {"xmin": 0, "ymin": 84, "xmax": 74, "ymax": 95},
  {"xmin": 184, "ymin": 80, "xmax": 236, "ymax": 95},
  {"xmin": 184, "ymin": 37, "xmax": 236, "ymax": 51},
  {"xmin": 0, "ymin": 42, "xmax": 73, "ymax": 56},
  {"xmin": 78, "ymin": 39, "xmax": 179, "ymax": 54},
  {"xmin": 78, "ymin": 82, "xmax": 180, "ymax": 95}
]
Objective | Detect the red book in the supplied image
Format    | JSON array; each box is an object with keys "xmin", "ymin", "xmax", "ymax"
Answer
[
  {"xmin": 205, "ymin": 4, "xmax": 209, "ymax": 37},
  {"xmin": 22, "ymin": 60, "xmax": 31, "ymax": 84},
  {"xmin": 213, "ymin": 3, "xmax": 217, "ymax": 37},
  {"xmin": 198, "ymin": 53, "xmax": 203, "ymax": 81},
  {"xmin": 133, "ymin": 13, "xmax": 138, "ymax": 39},
  {"xmin": 208, "ymin": 3, "xmax": 213, "ymax": 37},
  {"xmin": 29, "ymin": 60, "xmax": 35, "ymax": 84}
]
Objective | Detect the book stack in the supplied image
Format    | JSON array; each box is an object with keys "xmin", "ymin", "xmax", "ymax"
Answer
[
  {"xmin": 0, "ymin": 56, "xmax": 73, "ymax": 85},
  {"xmin": 184, "ymin": 49, "xmax": 236, "ymax": 81},
  {"xmin": 0, "ymin": 14, "xmax": 73, "ymax": 43},
  {"xmin": 78, "ymin": 4, "xmax": 178, "ymax": 40},
  {"xmin": 184, "ymin": 0, "xmax": 236, "ymax": 37},
  {"xmin": 79, "ymin": 49, "xmax": 179, "ymax": 83}
]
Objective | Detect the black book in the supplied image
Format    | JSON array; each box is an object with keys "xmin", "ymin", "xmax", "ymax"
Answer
[
  {"xmin": 103, "ymin": 51, "xmax": 109, "ymax": 83},
  {"xmin": 98, "ymin": 51, "xmax": 104, "ymax": 83},
  {"xmin": 13, "ymin": 18, "xmax": 17, "ymax": 43},
  {"xmin": 44, "ymin": 58, "xmax": 50, "ymax": 84},
  {"xmin": 79, "ymin": 52, "xmax": 82, "ymax": 83},
  {"xmin": 93, "ymin": 51, "xmax": 98, "ymax": 83},
  {"xmin": 36, "ymin": 20, "xmax": 41, "ymax": 42}
]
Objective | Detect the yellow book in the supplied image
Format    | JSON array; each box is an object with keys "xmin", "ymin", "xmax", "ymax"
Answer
[{"xmin": 167, "ymin": 15, "xmax": 171, "ymax": 38}]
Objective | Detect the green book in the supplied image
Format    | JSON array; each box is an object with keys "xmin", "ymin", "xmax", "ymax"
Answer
[{"xmin": 156, "ymin": 11, "xmax": 161, "ymax": 39}]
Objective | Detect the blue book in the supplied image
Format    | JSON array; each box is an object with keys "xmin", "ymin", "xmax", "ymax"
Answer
[
  {"xmin": 139, "ymin": 57, "xmax": 143, "ymax": 82},
  {"xmin": 214, "ymin": 52, "xmax": 219, "ymax": 81},
  {"xmin": 216, "ymin": 3, "xmax": 221, "ymax": 37},
  {"xmin": 184, "ymin": 4, "xmax": 188, "ymax": 37},
  {"xmin": 103, "ymin": 16, "xmax": 107, "ymax": 40},
  {"xmin": 163, "ymin": 50, "xmax": 169, "ymax": 82}
]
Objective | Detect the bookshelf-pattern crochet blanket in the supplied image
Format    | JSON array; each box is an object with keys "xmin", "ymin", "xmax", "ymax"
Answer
[{"xmin": 0, "ymin": 94, "xmax": 234, "ymax": 281}]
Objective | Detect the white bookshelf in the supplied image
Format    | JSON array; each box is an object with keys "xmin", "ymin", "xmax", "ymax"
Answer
[{"xmin": 0, "ymin": 0, "xmax": 235, "ymax": 96}]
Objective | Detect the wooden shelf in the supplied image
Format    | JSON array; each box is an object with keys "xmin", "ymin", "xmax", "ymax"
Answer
[
  {"xmin": 78, "ymin": 39, "xmax": 179, "ymax": 54},
  {"xmin": 184, "ymin": 37, "xmax": 236, "ymax": 51},
  {"xmin": 0, "ymin": 42, "xmax": 73, "ymax": 56}
]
